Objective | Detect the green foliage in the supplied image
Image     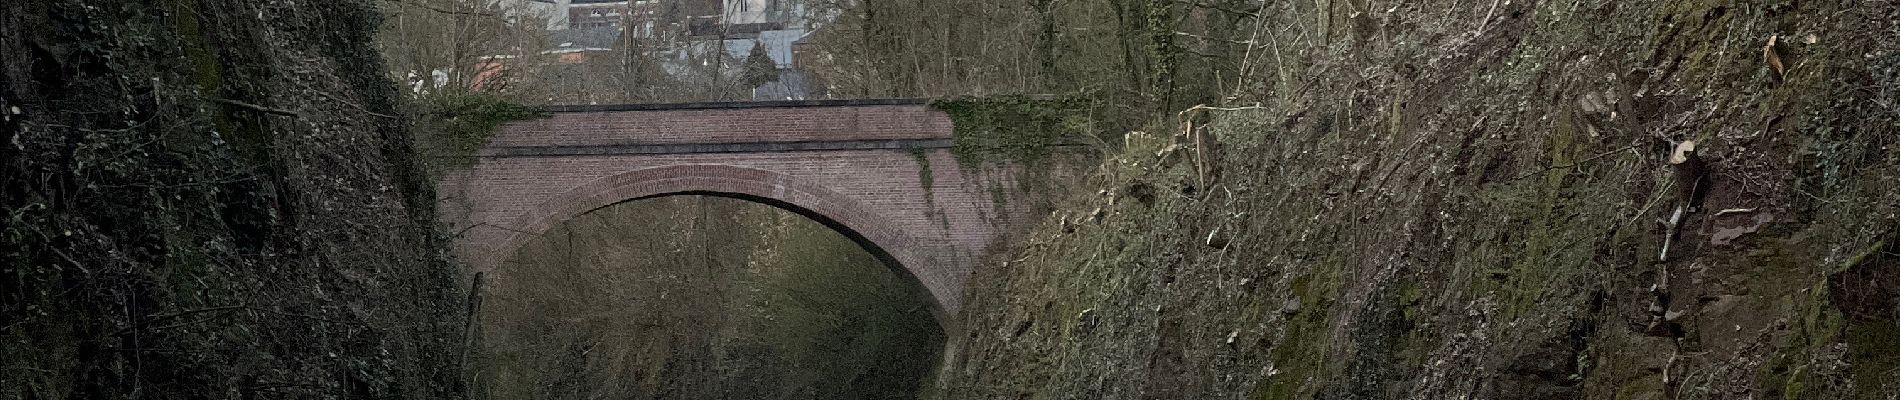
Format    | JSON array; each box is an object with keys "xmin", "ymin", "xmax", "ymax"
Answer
[
  {"xmin": 413, "ymin": 92, "xmax": 545, "ymax": 173},
  {"xmin": 739, "ymin": 41, "xmax": 781, "ymax": 89},
  {"xmin": 931, "ymin": 95, "xmax": 1092, "ymax": 167},
  {"xmin": 742, "ymin": 208, "xmax": 946, "ymax": 398},
  {"xmin": 911, "ymin": 148, "xmax": 936, "ymax": 191},
  {"xmin": 478, "ymin": 197, "xmax": 943, "ymax": 399},
  {"xmin": 1257, "ymin": 269, "xmax": 1341, "ymax": 400},
  {"xmin": 1845, "ymin": 320, "xmax": 1900, "ymax": 398}
]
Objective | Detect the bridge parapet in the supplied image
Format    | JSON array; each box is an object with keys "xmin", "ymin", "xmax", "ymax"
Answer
[{"xmin": 487, "ymin": 99, "xmax": 953, "ymax": 148}]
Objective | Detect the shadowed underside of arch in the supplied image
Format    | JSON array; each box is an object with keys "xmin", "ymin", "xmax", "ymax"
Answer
[{"xmin": 478, "ymin": 164, "xmax": 961, "ymax": 323}]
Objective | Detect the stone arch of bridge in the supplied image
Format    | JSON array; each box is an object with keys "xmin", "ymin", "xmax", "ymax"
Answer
[{"xmin": 481, "ymin": 164, "xmax": 955, "ymax": 327}]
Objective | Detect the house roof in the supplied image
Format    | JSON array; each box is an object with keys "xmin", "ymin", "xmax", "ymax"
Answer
[
  {"xmin": 549, "ymin": 26, "xmax": 622, "ymax": 50},
  {"xmin": 753, "ymin": 69, "xmax": 813, "ymax": 100}
]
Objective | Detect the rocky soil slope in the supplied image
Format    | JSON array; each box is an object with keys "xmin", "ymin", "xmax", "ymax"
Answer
[
  {"xmin": 940, "ymin": 1, "xmax": 1899, "ymax": 399},
  {"xmin": 1, "ymin": 1, "xmax": 464, "ymax": 397}
]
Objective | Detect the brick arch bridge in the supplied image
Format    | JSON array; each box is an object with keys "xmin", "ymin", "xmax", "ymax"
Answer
[{"xmin": 437, "ymin": 99, "xmax": 1041, "ymax": 325}]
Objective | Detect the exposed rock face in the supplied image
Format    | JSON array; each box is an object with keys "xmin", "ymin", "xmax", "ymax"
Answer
[
  {"xmin": 1, "ymin": 1, "xmax": 464, "ymax": 397},
  {"xmin": 940, "ymin": 2, "xmax": 1899, "ymax": 399}
]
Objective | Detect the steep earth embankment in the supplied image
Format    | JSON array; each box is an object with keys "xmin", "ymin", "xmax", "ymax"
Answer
[
  {"xmin": 1, "ymin": 1, "xmax": 464, "ymax": 397},
  {"xmin": 942, "ymin": 1, "xmax": 1898, "ymax": 399}
]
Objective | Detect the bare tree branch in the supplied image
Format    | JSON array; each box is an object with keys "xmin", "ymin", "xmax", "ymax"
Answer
[
  {"xmin": 380, "ymin": 0, "xmax": 497, "ymax": 17},
  {"xmin": 1172, "ymin": 0, "xmax": 1262, "ymax": 18},
  {"xmin": 212, "ymin": 98, "xmax": 303, "ymax": 118}
]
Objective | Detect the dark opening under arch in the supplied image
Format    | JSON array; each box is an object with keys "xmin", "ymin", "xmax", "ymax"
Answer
[{"xmin": 480, "ymin": 164, "xmax": 962, "ymax": 328}]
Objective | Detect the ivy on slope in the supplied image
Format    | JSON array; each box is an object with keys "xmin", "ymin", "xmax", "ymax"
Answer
[
  {"xmin": 932, "ymin": 95, "xmax": 1092, "ymax": 167},
  {"xmin": 412, "ymin": 92, "xmax": 545, "ymax": 174}
]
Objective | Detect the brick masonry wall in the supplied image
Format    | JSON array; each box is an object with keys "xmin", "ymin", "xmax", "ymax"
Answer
[
  {"xmin": 437, "ymin": 102, "xmax": 1027, "ymax": 322},
  {"xmin": 486, "ymin": 103, "xmax": 956, "ymax": 147}
]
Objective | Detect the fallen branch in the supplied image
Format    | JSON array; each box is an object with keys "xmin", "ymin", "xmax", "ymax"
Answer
[
  {"xmin": 1474, "ymin": 0, "xmax": 1503, "ymax": 36},
  {"xmin": 114, "ymin": 305, "xmax": 251, "ymax": 335},
  {"xmin": 1763, "ymin": 35, "xmax": 1785, "ymax": 80},
  {"xmin": 1659, "ymin": 203, "xmax": 1686, "ymax": 261},
  {"xmin": 1174, "ymin": 30, "xmax": 1255, "ymax": 45},
  {"xmin": 1660, "ymin": 140, "xmax": 1705, "ymax": 261},
  {"xmin": 459, "ymin": 272, "xmax": 486, "ymax": 398},
  {"xmin": 212, "ymin": 98, "xmax": 302, "ymax": 118},
  {"xmin": 1180, "ymin": 104, "xmax": 1268, "ymax": 113},
  {"xmin": 308, "ymin": 87, "xmax": 400, "ymax": 120},
  {"xmin": 1176, "ymin": 104, "xmax": 1264, "ymax": 190}
]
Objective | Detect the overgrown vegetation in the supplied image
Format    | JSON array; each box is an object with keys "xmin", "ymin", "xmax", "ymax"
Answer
[
  {"xmin": 1, "ymin": 0, "xmax": 466, "ymax": 397},
  {"xmin": 932, "ymin": 95, "xmax": 1095, "ymax": 167},
  {"xmin": 411, "ymin": 92, "xmax": 545, "ymax": 174},
  {"xmin": 477, "ymin": 197, "xmax": 943, "ymax": 399},
  {"xmin": 938, "ymin": 1, "xmax": 1900, "ymax": 399},
  {"xmin": 10, "ymin": 0, "xmax": 1893, "ymax": 397},
  {"xmin": 806, "ymin": 0, "xmax": 1244, "ymax": 131}
]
